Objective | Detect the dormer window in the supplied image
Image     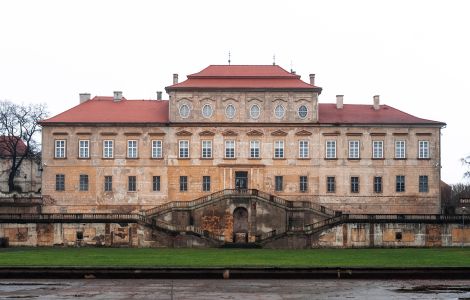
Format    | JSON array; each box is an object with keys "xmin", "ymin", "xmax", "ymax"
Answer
[
  {"xmin": 298, "ymin": 105, "xmax": 308, "ymax": 119},
  {"xmin": 179, "ymin": 104, "xmax": 190, "ymax": 118},
  {"xmin": 202, "ymin": 104, "xmax": 213, "ymax": 118},
  {"xmin": 225, "ymin": 104, "xmax": 236, "ymax": 119},
  {"xmin": 250, "ymin": 104, "xmax": 261, "ymax": 119},
  {"xmin": 274, "ymin": 104, "xmax": 285, "ymax": 119}
]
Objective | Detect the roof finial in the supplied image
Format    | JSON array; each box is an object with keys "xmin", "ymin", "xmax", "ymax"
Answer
[
  {"xmin": 228, "ymin": 51, "xmax": 231, "ymax": 65},
  {"xmin": 273, "ymin": 54, "xmax": 276, "ymax": 65},
  {"xmin": 290, "ymin": 60, "xmax": 293, "ymax": 73}
]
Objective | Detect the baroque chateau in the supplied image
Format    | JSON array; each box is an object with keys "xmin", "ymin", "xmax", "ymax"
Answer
[{"xmin": 41, "ymin": 65, "xmax": 444, "ymax": 215}]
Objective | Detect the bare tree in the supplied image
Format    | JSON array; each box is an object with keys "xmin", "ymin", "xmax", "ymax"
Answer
[
  {"xmin": 0, "ymin": 101, "xmax": 48, "ymax": 192},
  {"xmin": 463, "ymin": 155, "xmax": 470, "ymax": 178}
]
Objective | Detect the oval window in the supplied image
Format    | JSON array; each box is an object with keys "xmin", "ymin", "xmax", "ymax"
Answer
[
  {"xmin": 298, "ymin": 105, "xmax": 308, "ymax": 119},
  {"xmin": 250, "ymin": 104, "xmax": 261, "ymax": 119},
  {"xmin": 274, "ymin": 104, "xmax": 285, "ymax": 119},
  {"xmin": 202, "ymin": 104, "xmax": 213, "ymax": 118},
  {"xmin": 225, "ymin": 104, "xmax": 236, "ymax": 119},
  {"xmin": 179, "ymin": 104, "xmax": 190, "ymax": 118}
]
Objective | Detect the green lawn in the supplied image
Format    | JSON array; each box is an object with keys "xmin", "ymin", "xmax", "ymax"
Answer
[{"xmin": 0, "ymin": 248, "xmax": 470, "ymax": 268}]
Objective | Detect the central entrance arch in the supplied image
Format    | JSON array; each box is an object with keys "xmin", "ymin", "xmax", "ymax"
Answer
[{"xmin": 233, "ymin": 207, "xmax": 249, "ymax": 243}]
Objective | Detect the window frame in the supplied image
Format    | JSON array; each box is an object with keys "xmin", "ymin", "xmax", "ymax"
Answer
[
  {"xmin": 103, "ymin": 140, "xmax": 114, "ymax": 159},
  {"xmin": 79, "ymin": 174, "xmax": 89, "ymax": 191},
  {"xmin": 180, "ymin": 176, "xmax": 188, "ymax": 192},
  {"xmin": 178, "ymin": 140, "xmax": 190, "ymax": 158},
  {"xmin": 350, "ymin": 176, "xmax": 360, "ymax": 193},
  {"xmin": 225, "ymin": 104, "xmax": 236, "ymax": 119},
  {"xmin": 348, "ymin": 140, "xmax": 360, "ymax": 159},
  {"xmin": 201, "ymin": 140, "xmax": 213, "ymax": 159},
  {"xmin": 104, "ymin": 176, "xmax": 112, "ymax": 192},
  {"xmin": 128, "ymin": 176, "xmax": 137, "ymax": 192},
  {"xmin": 250, "ymin": 104, "xmax": 261, "ymax": 119},
  {"xmin": 127, "ymin": 140, "xmax": 138, "ymax": 159},
  {"xmin": 298, "ymin": 105, "xmax": 308, "ymax": 119},
  {"xmin": 153, "ymin": 176, "xmax": 161, "ymax": 192},
  {"xmin": 225, "ymin": 140, "xmax": 235, "ymax": 158},
  {"xmin": 418, "ymin": 140, "xmax": 430, "ymax": 159},
  {"xmin": 299, "ymin": 140, "xmax": 309, "ymax": 159},
  {"xmin": 326, "ymin": 140, "xmax": 337, "ymax": 159},
  {"xmin": 327, "ymin": 176, "xmax": 336, "ymax": 193},
  {"xmin": 372, "ymin": 140, "xmax": 384, "ymax": 159},
  {"xmin": 373, "ymin": 176, "xmax": 382, "ymax": 193},
  {"xmin": 299, "ymin": 176, "xmax": 308, "ymax": 193},
  {"xmin": 275, "ymin": 176, "xmax": 283, "ymax": 192},
  {"xmin": 202, "ymin": 176, "xmax": 211, "ymax": 192},
  {"xmin": 396, "ymin": 175, "xmax": 405, "ymax": 192},
  {"xmin": 274, "ymin": 104, "xmax": 285, "ymax": 119},
  {"xmin": 78, "ymin": 139, "xmax": 90, "ymax": 159},
  {"xmin": 250, "ymin": 140, "xmax": 260, "ymax": 159},
  {"xmin": 274, "ymin": 140, "xmax": 285, "ymax": 159},
  {"xmin": 419, "ymin": 175, "xmax": 429, "ymax": 193},
  {"xmin": 395, "ymin": 140, "xmax": 406, "ymax": 159},
  {"xmin": 151, "ymin": 140, "xmax": 163, "ymax": 159},
  {"xmin": 54, "ymin": 139, "xmax": 66, "ymax": 158},
  {"xmin": 55, "ymin": 174, "xmax": 65, "ymax": 191}
]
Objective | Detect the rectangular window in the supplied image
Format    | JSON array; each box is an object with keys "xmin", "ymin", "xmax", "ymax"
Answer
[
  {"xmin": 395, "ymin": 140, "xmax": 406, "ymax": 159},
  {"xmin": 55, "ymin": 140, "xmax": 66, "ymax": 158},
  {"xmin": 351, "ymin": 176, "xmax": 359, "ymax": 193},
  {"xmin": 373, "ymin": 176, "xmax": 382, "ymax": 193},
  {"xmin": 104, "ymin": 176, "xmax": 112, "ymax": 192},
  {"xmin": 202, "ymin": 176, "xmax": 211, "ymax": 192},
  {"xmin": 225, "ymin": 140, "xmax": 235, "ymax": 158},
  {"xmin": 419, "ymin": 140, "xmax": 429, "ymax": 159},
  {"xmin": 180, "ymin": 176, "xmax": 188, "ymax": 192},
  {"xmin": 250, "ymin": 140, "xmax": 260, "ymax": 158},
  {"xmin": 55, "ymin": 174, "xmax": 65, "ymax": 191},
  {"xmin": 153, "ymin": 176, "xmax": 161, "ymax": 192},
  {"xmin": 348, "ymin": 140, "xmax": 360, "ymax": 159},
  {"xmin": 103, "ymin": 140, "xmax": 114, "ymax": 158},
  {"xmin": 299, "ymin": 140, "xmax": 309, "ymax": 158},
  {"xmin": 275, "ymin": 176, "xmax": 283, "ymax": 192},
  {"xmin": 327, "ymin": 177, "xmax": 336, "ymax": 193},
  {"xmin": 396, "ymin": 175, "xmax": 405, "ymax": 192},
  {"xmin": 326, "ymin": 140, "xmax": 336, "ymax": 159},
  {"xmin": 274, "ymin": 140, "xmax": 284, "ymax": 158},
  {"xmin": 127, "ymin": 140, "xmax": 138, "ymax": 158},
  {"xmin": 419, "ymin": 175, "xmax": 429, "ymax": 193},
  {"xmin": 152, "ymin": 140, "xmax": 162, "ymax": 158},
  {"xmin": 128, "ymin": 176, "xmax": 136, "ymax": 192},
  {"xmin": 299, "ymin": 176, "xmax": 308, "ymax": 192},
  {"xmin": 179, "ymin": 140, "xmax": 189, "ymax": 158},
  {"xmin": 201, "ymin": 140, "xmax": 212, "ymax": 158},
  {"xmin": 78, "ymin": 140, "xmax": 89, "ymax": 158},
  {"xmin": 79, "ymin": 174, "xmax": 88, "ymax": 191},
  {"xmin": 372, "ymin": 141, "xmax": 384, "ymax": 159}
]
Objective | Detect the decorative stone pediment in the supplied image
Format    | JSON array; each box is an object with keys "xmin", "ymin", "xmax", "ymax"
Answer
[
  {"xmin": 295, "ymin": 130, "xmax": 312, "ymax": 136},
  {"xmin": 222, "ymin": 130, "xmax": 238, "ymax": 136},
  {"xmin": 271, "ymin": 130, "xmax": 288, "ymax": 136},
  {"xmin": 222, "ymin": 97, "xmax": 239, "ymax": 103},
  {"xmin": 199, "ymin": 130, "xmax": 215, "ymax": 136},
  {"xmin": 246, "ymin": 130, "xmax": 264, "ymax": 136},
  {"xmin": 175, "ymin": 130, "xmax": 193, "ymax": 136}
]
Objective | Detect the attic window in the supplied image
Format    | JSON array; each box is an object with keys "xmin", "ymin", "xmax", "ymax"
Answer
[
  {"xmin": 250, "ymin": 104, "xmax": 261, "ymax": 119},
  {"xmin": 298, "ymin": 105, "xmax": 308, "ymax": 119}
]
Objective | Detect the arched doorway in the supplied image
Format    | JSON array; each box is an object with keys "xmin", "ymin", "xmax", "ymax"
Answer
[{"xmin": 233, "ymin": 207, "xmax": 249, "ymax": 243}]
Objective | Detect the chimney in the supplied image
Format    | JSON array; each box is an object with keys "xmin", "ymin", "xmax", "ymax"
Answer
[
  {"xmin": 173, "ymin": 73, "xmax": 179, "ymax": 84},
  {"xmin": 79, "ymin": 93, "xmax": 91, "ymax": 104},
  {"xmin": 336, "ymin": 95, "xmax": 344, "ymax": 109},
  {"xmin": 156, "ymin": 91, "xmax": 162, "ymax": 100},
  {"xmin": 309, "ymin": 74, "xmax": 315, "ymax": 85},
  {"xmin": 373, "ymin": 95, "xmax": 380, "ymax": 110},
  {"xmin": 113, "ymin": 91, "xmax": 123, "ymax": 102}
]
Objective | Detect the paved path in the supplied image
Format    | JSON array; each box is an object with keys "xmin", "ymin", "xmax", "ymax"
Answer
[{"xmin": 1, "ymin": 279, "xmax": 470, "ymax": 299}]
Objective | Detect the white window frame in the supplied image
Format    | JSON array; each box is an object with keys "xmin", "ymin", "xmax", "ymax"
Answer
[
  {"xmin": 250, "ymin": 140, "xmax": 260, "ymax": 158},
  {"xmin": 201, "ymin": 140, "xmax": 212, "ymax": 159},
  {"xmin": 78, "ymin": 140, "xmax": 89, "ymax": 159},
  {"xmin": 299, "ymin": 140, "xmax": 309, "ymax": 158},
  {"xmin": 326, "ymin": 140, "xmax": 336, "ymax": 159},
  {"xmin": 127, "ymin": 140, "xmax": 138, "ymax": 158},
  {"xmin": 418, "ymin": 140, "xmax": 429, "ymax": 159},
  {"xmin": 152, "ymin": 140, "xmax": 163, "ymax": 158},
  {"xmin": 54, "ymin": 140, "xmax": 66, "ymax": 158},
  {"xmin": 225, "ymin": 140, "xmax": 235, "ymax": 158},
  {"xmin": 225, "ymin": 104, "xmax": 236, "ymax": 119},
  {"xmin": 372, "ymin": 140, "xmax": 384, "ymax": 159},
  {"xmin": 179, "ymin": 140, "xmax": 189, "ymax": 158},
  {"xmin": 348, "ymin": 140, "xmax": 360, "ymax": 159},
  {"xmin": 202, "ymin": 104, "xmax": 213, "ymax": 118},
  {"xmin": 395, "ymin": 140, "xmax": 406, "ymax": 159},
  {"xmin": 103, "ymin": 140, "xmax": 114, "ymax": 158},
  {"xmin": 250, "ymin": 104, "xmax": 261, "ymax": 119},
  {"xmin": 274, "ymin": 104, "xmax": 285, "ymax": 119},
  {"xmin": 274, "ymin": 140, "xmax": 285, "ymax": 159}
]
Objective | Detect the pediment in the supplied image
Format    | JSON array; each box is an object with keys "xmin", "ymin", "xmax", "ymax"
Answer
[
  {"xmin": 199, "ymin": 130, "xmax": 215, "ymax": 136},
  {"xmin": 246, "ymin": 130, "xmax": 264, "ymax": 136},
  {"xmin": 271, "ymin": 130, "xmax": 288, "ymax": 136},
  {"xmin": 222, "ymin": 130, "xmax": 238, "ymax": 136},
  {"xmin": 175, "ymin": 130, "xmax": 193, "ymax": 136},
  {"xmin": 295, "ymin": 130, "xmax": 312, "ymax": 136}
]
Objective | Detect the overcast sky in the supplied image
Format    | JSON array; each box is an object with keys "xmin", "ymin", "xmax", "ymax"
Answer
[{"xmin": 1, "ymin": 0, "xmax": 469, "ymax": 184}]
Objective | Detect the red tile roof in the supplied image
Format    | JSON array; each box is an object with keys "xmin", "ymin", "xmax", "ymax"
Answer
[
  {"xmin": 0, "ymin": 136, "xmax": 27, "ymax": 156},
  {"xmin": 41, "ymin": 97, "xmax": 169, "ymax": 124},
  {"xmin": 166, "ymin": 65, "xmax": 321, "ymax": 91},
  {"xmin": 318, "ymin": 104, "xmax": 444, "ymax": 125}
]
